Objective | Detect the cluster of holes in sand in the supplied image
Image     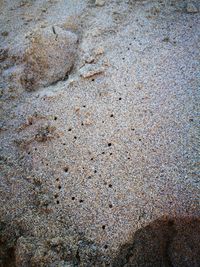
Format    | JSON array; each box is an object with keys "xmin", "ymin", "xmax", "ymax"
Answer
[
  {"xmin": 30, "ymin": 97, "xmax": 142, "ymax": 251},
  {"xmin": 52, "ymin": 137, "xmax": 117, "ymax": 250},
  {"xmin": 28, "ymin": 101, "xmax": 141, "ymax": 225},
  {"xmin": 35, "ymin": 112, "xmax": 137, "ymax": 212},
  {"xmin": 28, "ymin": 104, "xmax": 139, "ymax": 237},
  {"xmin": 56, "ymin": 139, "xmax": 117, "ymax": 251},
  {"xmin": 54, "ymin": 166, "xmax": 86, "ymax": 205}
]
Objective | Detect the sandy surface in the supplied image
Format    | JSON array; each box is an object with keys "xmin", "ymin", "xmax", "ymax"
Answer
[{"xmin": 0, "ymin": 0, "xmax": 200, "ymax": 266}]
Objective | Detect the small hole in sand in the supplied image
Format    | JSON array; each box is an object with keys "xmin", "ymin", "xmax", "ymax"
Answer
[
  {"xmin": 94, "ymin": 170, "xmax": 97, "ymax": 173},
  {"xmin": 64, "ymin": 167, "xmax": 69, "ymax": 173},
  {"xmin": 68, "ymin": 128, "xmax": 72, "ymax": 131},
  {"xmin": 108, "ymin": 143, "xmax": 112, "ymax": 147},
  {"xmin": 119, "ymin": 97, "xmax": 122, "ymax": 100},
  {"xmin": 72, "ymin": 197, "xmax": 75, "ymax": 200},
  {"xmin": 74, "ymin": 136, "xmax": 77, "ymax": 140},
  {"xmin": 109, "ymin": 204, "xmax": 113, "ymax": 208},
  {"xmin": 102, "ymin": 225, "xmax": 106, "ymax": 230},
  {"xmin": 56, "ymin": 178, "xmax": 59, "ymax": 182},
  {"xmin": 54, "ymin": 116, "xmax": 57, "ymax": 121},
  {"xmin": 102, "ymin": 151, "xmax": 105, "ymax": 154},
  {"xmin": 139, "ymin": 138, "xmax": 142, "ymax": 141},
  {"xmin": 58, "ymin": 185, "xmax": 62, "ymax": 190},
  {"xmin": 54, "ymin": 194, "xmax": 58, "ymax": 199},
  {"xmin": 110, "ymin": 114, "xmax": 114, "ymax": 118},
  {"xmin": 168, "ymin": 219, "xmax": 174, "ymax": 226},
  {"xmin": 110, "ymin": 153, "xmax": 113, "ymax": 156},
  {"xmin": 91, "ymin": 158, "xmax": 94, "ymax": 161},
  {"xmin": 56, "ymin": 200, "xmax": 60, "ymax": 204},
  {"xmin": 88, "ymin": 176, "xmax": 92, "ymax": 179},
  {"xmin": 108, "ymin": 184, "xmax": 112, "ymax": 188},
  {"xmin": 79, "ymin": 199, "xmax": 84, "ymax": 203},
  {"xmin": 104, "ymin": 245, "xmax": 108, "ymax": 249}
]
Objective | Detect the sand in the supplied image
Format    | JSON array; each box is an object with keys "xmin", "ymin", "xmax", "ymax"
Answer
[{"xmin": 0, "ymin": 0, "xmax": 199, "ymax": 266}]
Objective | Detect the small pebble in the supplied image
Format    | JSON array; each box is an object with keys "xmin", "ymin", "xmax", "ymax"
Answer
[
  {"xmin": 95, "ymin": 0, "xmax": 105, "ymax": 7},
  {"xmin": 186, "ymin": 2, "xmax": 198, "ymax": 13},
  {"xmin": 80, "ymin": 65, "xmax": 104, "ymax": 78}
]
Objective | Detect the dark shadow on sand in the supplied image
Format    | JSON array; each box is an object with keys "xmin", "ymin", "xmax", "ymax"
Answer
[{"xmin": 113, "ymin": 216, "xmax": 200, "ymax": 267}]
